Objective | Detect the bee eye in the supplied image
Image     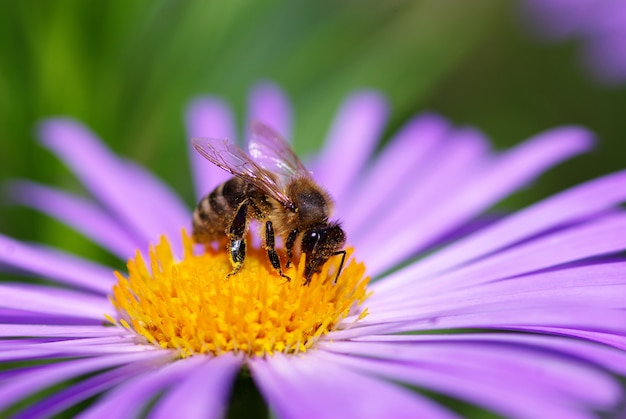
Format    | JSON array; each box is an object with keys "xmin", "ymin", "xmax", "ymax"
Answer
[{"xmin": 301, "ymin": 230, "xmax": 323, "ymax": 253}]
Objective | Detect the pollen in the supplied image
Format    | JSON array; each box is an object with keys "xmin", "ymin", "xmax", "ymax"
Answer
[{"xmin": 109, "ymin": 231, "xmax": 370, "ymax": 358}]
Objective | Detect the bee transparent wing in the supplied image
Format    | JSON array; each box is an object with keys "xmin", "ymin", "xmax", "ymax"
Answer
[
  {"xmin": 192, "ymin": 137, "xmax": 293, "ymax": 206},
  {"xmin": 247, "ymin": 121, "xmax": 310, "ymax": 187}
]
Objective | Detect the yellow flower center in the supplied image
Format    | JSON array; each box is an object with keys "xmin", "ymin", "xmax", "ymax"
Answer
[{"xmin": 109, "ymin": 231, "xmax": 370, "ymax": 358}]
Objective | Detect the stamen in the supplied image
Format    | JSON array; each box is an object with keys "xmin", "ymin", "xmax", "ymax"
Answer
[{"xmin": 109, "ymin": 231, "xmax": 370, "ymax": 358}]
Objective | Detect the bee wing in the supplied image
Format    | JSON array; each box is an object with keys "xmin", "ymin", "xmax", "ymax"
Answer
[
  {"xmin": 192, "ymin": 136, "xmax": 294, "ymax": 206},
  {"xmin": 247, "ymin": 121, "xmax": 310, "ymax": 187}
]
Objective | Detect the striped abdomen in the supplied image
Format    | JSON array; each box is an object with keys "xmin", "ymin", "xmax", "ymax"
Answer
[{"xmin": 192, "ymin": 177, "xmax": 250, "ymax": 243}]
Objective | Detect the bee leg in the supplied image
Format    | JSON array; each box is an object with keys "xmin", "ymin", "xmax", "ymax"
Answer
[
  {"xmin": 226, "ymin": 202, "xmax": 248, "ymax": 278},
  {"xmin": 285, "ymin": 229, "xmax": 298, "ymax": 268},
  {"xmin": 265, "ymin": 221, "xmax": 291, "ymax": 282},
  {"xmin": 331, "ymin": 250, "xmax": 347, "ymax": 284}
]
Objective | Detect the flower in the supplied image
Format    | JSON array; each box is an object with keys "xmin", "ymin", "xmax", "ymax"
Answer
[
  {"xmin": 518, "ymin": 0, "xmax": 626, "ymax": 85},
  {"xmin": 1, "ymin": 82, "xmax": 626, "ymax": 418}
]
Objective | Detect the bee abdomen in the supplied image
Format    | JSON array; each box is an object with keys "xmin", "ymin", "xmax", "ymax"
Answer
[{"xmin": 193, "ymin": 178, "xmax": 247, "ymax": 243}]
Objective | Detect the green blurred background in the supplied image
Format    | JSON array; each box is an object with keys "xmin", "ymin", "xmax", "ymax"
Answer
[{"xmin": 1, "ymin": 0, "xmax": 625, "ymax": 262}]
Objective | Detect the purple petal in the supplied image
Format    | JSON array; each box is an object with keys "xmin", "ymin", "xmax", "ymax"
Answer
[
  {"xmin": 581, "ymin": 30, "xmax": 626, "ymax": 84},
  {"xmin": 249, "ymin": 353, "xmax": 459, "ymax": 419},
  {"xmin": 0, "ymin": 324, "xmax": 126, "ymax": 338},
  {"xmin": 151, "ymin": 354, "xmax": 242, "ymax": 419},
  {"xmin": 352, "ymin": 126, "xmax": 490, "ymax": 254},
  {"xmin": 185, "ymin": 97, "xmax": 237, "ymax": 199},
  {"xmin": 6, "ymin": 180, "xmax": 139, "ymax": 258},
  {"xmin": 314, "ymin": 91, "xmax": 388, "ymax": 200},
  {"xmin": 313, "ymin": 346, "xmax": 615, "ymax": 419},
  {"xmin": 0, "ymin": 336, "xmax": 151, "ymax": 362},
  {"xmin": 11, "ymin": 357, "xmax": 155, "ymax": 419},
  {"xmin": 416, "ymin": 212, "xmax": 626, "ymax": 294},
  {"xmin": 369, "ymin": 260, "xmax": 626, "ymax": 316},
  {"xmin": 0, "ymin": 234, "xmax": 115, "ymax": 293},
  {"xmin": 80, "ymin": 355, "xmax": 231, "ymax": 419},
  {"xmin": 0, "ymin": 283, "xmax": 113, "ymax": 319},
  {"xmin": 337, "ymin": 112, "xmax": 450, "ymax": 232},
  {"xmin": 0, "ymin": 351, "xmax": 173, "ymax": 412},
  {"xmin": 518, "ymin": 0, "xmax": 596, "ymax": 40},
  {"xmin": 119, "ymin": 160, "xmax": 190, "ymax": 256},
  {"xmin": 349, "ymin": 332, "xmax": 626, "ymax": 375},
  {"xmin": 373, "ymin": 170, "xmax": 626, "ymax": 295},
  {"xmin": 318, "ymin": 340, "xmax": 621, "ymax": 408},
  {"xmin": 247, "ymin": 81, "xmax": 293, "ymax": 141},
  {"xmin": 361, "ymin": 126, "xmax": 593, "ymax": 277},
  {"xmin": 38, "ymin": 119, "xmax": 182, "ymax": 247}
]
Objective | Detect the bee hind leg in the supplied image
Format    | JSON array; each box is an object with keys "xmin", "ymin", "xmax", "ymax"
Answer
[
  {"xmin": 265, "ymin": 221, "xmax": 291, "ymax": 282},
  {"xmin": 226, "ymin": 202, "xmax": 248, "ymax": 278}
]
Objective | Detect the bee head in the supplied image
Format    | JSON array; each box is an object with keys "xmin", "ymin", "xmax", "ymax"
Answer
[{"xmin": 302, "ymin": 222, "xmax": 346, "ymax": 284}]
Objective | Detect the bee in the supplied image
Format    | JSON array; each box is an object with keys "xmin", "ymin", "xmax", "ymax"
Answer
[{"xmin": 191, "ymin": 121, "xmax": 346, "ymax": 286}]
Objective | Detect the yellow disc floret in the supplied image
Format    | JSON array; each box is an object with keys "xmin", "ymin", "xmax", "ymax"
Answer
[{"xmin": 110, "ymin": 231, "xmax": 370, "ymax": 358}]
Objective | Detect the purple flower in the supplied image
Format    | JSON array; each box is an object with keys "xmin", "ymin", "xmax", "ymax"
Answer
[
  {"xmin": 519, "ymin": 0, "xmax": 626, "ymax": 85},
  {"xmin": 1, "ymin": 82, "xmax": 626, "ymax": 418}
]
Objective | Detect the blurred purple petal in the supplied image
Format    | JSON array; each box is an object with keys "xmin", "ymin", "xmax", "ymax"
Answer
[
  {"xmin": 151, "ymin": 354, "xmax": 241, "ymax": 419},
  {"xmin": 314, "ymin": 91, "xmax": 388, "ymax": 200},
  {"xmin": 247, "ymin": 81, "xmax": 293, "ymax": 141},
  {"xmin": 519, "ymin": 0, "xmax": 626, "ymax": 84},
  {"xmin": 0, "ymin": 283, "xmax": 113, "ymax": 319},
  {"xmin": 0, "ymin": 324, "xmax": 126, "ymax": 338},
  {"xmin": 353, "ymin": 126, "xmax": 490, "ymax": 257},
  {"xmin": 13, "ymin": 358, "xmax": 157, "ymax": 419},
  {"xmin": 80, "ymin": 356, "xmax": 224, "ymax": 419},
  {"xmin": 250, "ymin": 353, "xmax": 459, "ymax": 419},
  {"xmin": 337, "ymin": 112, "xmax": 450, "ymax": 232},
  {"xmin": 362, "ymin": 126, "xmax": 593, "ymax": 277},
  {"xmin": 6, "ymin": 180, "xmax": 138, "ymax": 258},
  {"xmin": 350, "ymin": 332, "xmax": 626, "ymax": 374},
  {"xmin": 374, "ymin": 170, "xmax": 626, "ymax": 294},
  {"xmin": 38, "ymin": 119, "xmax": 185, "ymax": 247},
  {"xmin": 0, "ymin": 351, "xmax": 172, "ymax": 413},
  {"xmin": 518, "ymin": 0, "xmax": 596, "ymax": 40},
  {"xmin": 185, "ymin": 97, "xmax": 237, "ymax": 199},
  {"xmin": 0, "ymin": 234, "xmax": 115, "ymax": 294},
  {"xmin": 313, "ymin": 343, "xmax": 619, "ymax": 418}
]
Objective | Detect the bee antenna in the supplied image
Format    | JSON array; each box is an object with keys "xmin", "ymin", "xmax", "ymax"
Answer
[{"xmin": 332, "ymin": 250, "xmax": 347, "ymax": 284}]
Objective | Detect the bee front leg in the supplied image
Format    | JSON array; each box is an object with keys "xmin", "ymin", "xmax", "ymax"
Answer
[
  {"xmin": 226, "ymin": 202, "xmax": 248, "ymax": 278},
  {"xmin": 285, "ymin": 229, "xmax": 298, "ymax": 268},
  {"xmin": 265, "ymin": 221, "xmax": 291, "ymax": 282}
]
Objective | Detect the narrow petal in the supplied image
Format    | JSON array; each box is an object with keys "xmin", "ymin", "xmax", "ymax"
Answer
[
  {"xmin": 0, "ymin": 351, "xmax": 173, "ymax": 413},
  {"xmin": 185, "ymin": 97, "xmax": 237, "ymax": 199},
  {"xmin": 337, "ymin": 112, "xmax": 450, "ymax": 231},
  {"xmin": 349, "ymin": 333, "xmax": 626, "ymax": 375},
  {"xmin": 38, "ymin": 119, "xmax": 182, "ymax": 246},
  {"xmin": 374, "ymin": 170, "xmax": 626, "ymax": 294},
  {"xmin": 80, "ymin": 356, "xmax": 233, "ymax": 419},
  {"xmin": 314, "ymin": 91, "xmax": 388, "ymax": 200},
  {"xmin": 374, "ymin": 211, "xmax": 626, "ymax": 308},
  {"xmin": 247, "ymin": 81, "xmax": 292, "ymax": 140},
  {"xmin": 249, "ymin": 353, "xmax": 459, "ymax": 419},
  {"xmin": 11, "ymin": 358, "xmax": 156, "ymax": 419},
  {"xmin": 151, "ymin": 354, "xmax": 242, "ymax": 419},
  {"xmin": 6, "ymin": 180, "xmax": 138, "ymax": 258},
  {"xmin": 0, "ymin": 234, "xmax": 115, "ymax": 293},
  {"xmin": 0, "ymin": 324, "xmax": 127, "ymax": 338},
  {"xmin": 352, "ymin": 126, "xmax": 490, "ymax": 249},
  {"xmin": 313, "ymin": 349, "xmax": 611, "ymax": 419},
  {"xmin": 369, "ymin": 260, "xmax": 626, "ymax": 314},
  {"xmin": 0, "ymin": 283, "xmax": 113, "ymax": 319},
  {"xmin": 362, "ymin": 126, "xmax": 594, "ymax": 277},
  {"xmin": 120, "ymin": 160, "xmax": 190, "ymax": 254},
  {"xmin": 317, "ymin": 339, "xmax": 621, "ymax": 409}
]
